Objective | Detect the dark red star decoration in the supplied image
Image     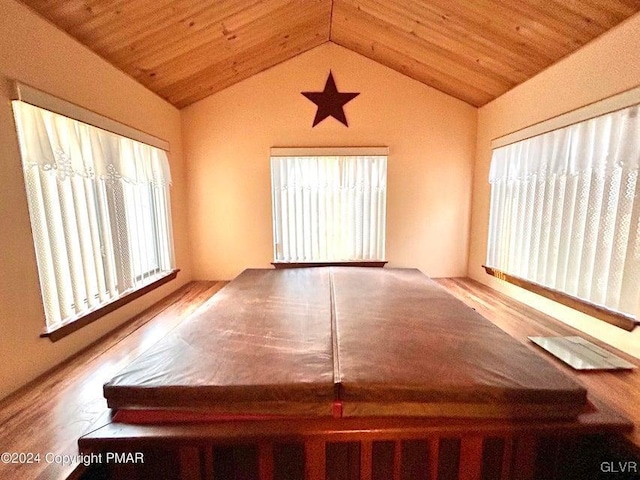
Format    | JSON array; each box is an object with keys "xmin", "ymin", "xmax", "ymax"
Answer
[{"xmin": 302, "ymin": 71, "xmax": 359, "ymax": 127}]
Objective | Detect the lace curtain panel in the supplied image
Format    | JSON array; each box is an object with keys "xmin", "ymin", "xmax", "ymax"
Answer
[
  {"xmin": 12, "ymin": 101, "xmax": 175, "ymax": 331},
  {"xmin": 271, "ymin": 155, "xmax": 387, "ymax": 262},
  {"xmin": 487, "ymin": 104, "xmax": 640, "ymax": 317}
]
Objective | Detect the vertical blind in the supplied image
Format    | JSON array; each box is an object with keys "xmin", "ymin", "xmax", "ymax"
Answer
[
  {"xmin": 13, "ymin": 101, "xmax": 175, "ymax": 331},
  {"xmin": 487, "ymin": 104, "xmax": 640, "ymax": 317},
  {"xmin": 271, "ymin": 155, "xmax": 387, "ymax": 262}
]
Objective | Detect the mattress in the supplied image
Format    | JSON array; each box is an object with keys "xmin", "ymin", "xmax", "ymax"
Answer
[
  {"xmin": 105, "ymin": 268, "xmax": 336, "ymax": 416},
  {"xmin": 104, "ymin": 267, "xmax": 587, "ymax": 419},
  {"xmin": 332, "ymin": 268, "xmax": 586, "ymax": 418}
]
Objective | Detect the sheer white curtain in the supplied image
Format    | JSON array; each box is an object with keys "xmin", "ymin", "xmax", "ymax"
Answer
[
  {"xmin": 13, "ymin": 101, "xmax": 174, "ymax": 330},
  {"xmin": 271, "ymin": 155, "xmax": 387, "ymax": 262},
  {"xmin": 487, "ymin": 105, "xmax": 640, "ymax": 316}
]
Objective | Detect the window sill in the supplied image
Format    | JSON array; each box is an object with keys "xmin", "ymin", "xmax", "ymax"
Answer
[
  {"xmin": 482, "ymin": 265, "xmax": 637, "ymax": 332},
  {"xmin": 41, "ymin": 269, "xmax": 180, "ymax": 342},
  {"xmin": 272, "ymin": 261, "xmax": 387, "ymax": 269}
]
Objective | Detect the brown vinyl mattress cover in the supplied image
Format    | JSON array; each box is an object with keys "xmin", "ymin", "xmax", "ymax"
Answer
[{"xmin": 104, "ymin": 268, "xmax": 587, "ymax": 419}]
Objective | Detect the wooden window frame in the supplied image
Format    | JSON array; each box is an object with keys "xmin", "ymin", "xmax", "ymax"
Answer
[
  {"xmin": 272, "ymin": 261, "xmax": 387, "ymax": 269},
  {"xmin": 483, "ymin": 265, "xmax": 637, "ymax": 331},
  {"xmin": 41, "ymin": 269, "xmax": 179, "ymax": 342}
]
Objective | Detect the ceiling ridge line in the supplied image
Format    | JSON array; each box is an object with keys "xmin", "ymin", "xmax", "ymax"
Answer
[{"xmin": 329, "ymin": 0, "xmax": 335, "ymax": 41}]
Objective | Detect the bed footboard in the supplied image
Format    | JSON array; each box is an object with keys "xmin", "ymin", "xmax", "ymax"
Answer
[{"xmin": 79, "ymin": 407, "xmax": 633, "ymax": 480}]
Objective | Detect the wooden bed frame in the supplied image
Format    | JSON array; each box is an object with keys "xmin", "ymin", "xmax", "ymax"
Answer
[
  {"xmin": 78, "ymin": 268, "xmax": 634, "ymax": 479},
  {"xmin": 79, "ymin": 401, "xmax": 632, "ymax": 480}
]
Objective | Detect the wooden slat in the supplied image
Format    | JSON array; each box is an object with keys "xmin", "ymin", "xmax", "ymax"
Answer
[
  {"xmin": 23, "ymin": 0, "xmax": 127, "ymax": 32},
  {"xmin": 500, "ymin": 437, "xmax": 513, "ymax": 480},
  {"xmin": 428, "ymin": 438, "xmax": 440, "ymax": 480},
  {"xmin": 473, "ymin": 0, "xmax": 589, "ymax": 51},
  {"xmin": 459, "ymin": 437, "xmax": 484, "ymax": 480},
  {"xmin": 354, "ymin": 0, "xmax": 536, "ymax": 82},
  {"xmin": 331, "ymin": 27, "xmax": 494, "ymax": 109},
  {"xmin": 77, "ymin": 0, "xmax": 191, "ymax": 47},
  {"xmin": 179, "ymin": 447, "xmax": 202, "ymax": 480},
  {"xmin": 336, "ymin": 0, "xmax": 523, "ymax": 88},
  {"xmin": 360, "ymin": 440, "xmax": 373, "ymax": 480},
  {"xmin": 393, "ymin": 440, "xmax": 402, "ymax": 480},
  {"xmin": 305, "ymin": 439, "xmax": 326, "ymax": 480},
  {"xmin": 149, "ymin": 8, "xmax": 329, "ymax": 91},
  {"xmin": 202, "ymin": 448, "xmax": 214, "ymax": 480},
  {"xmin": 258, "ymin": 442, "xmax": 274, "ymax": 480},
  {"xmin": 512, "ymin": 0, "xmax": 611, "ymax": 37},
  {"xmin": 512, "ymin": 436, "xmax": 538, "ymax": 480},
  {"xmin": 94, "ymin": 0, "xmax": 249, "ymax": 58},
  {"xmin": 165, "ymin": 23, "xmax": 328, "ymax": 108},
  {"xmin": 121, "ymin": 0, "xmax": 321, "ymax": 75},
  {"xmin": 548, "ymin": 0, "xmax": 623, "ymax": 29},
  {"xmin": 421, "ymin": 0, "xmax": 584, "ymax": 58},
  {"xmin": 332, "ymin": 1, "xmax": 510, "ymax": 101},
  {"xmin": 384, "ymin": 0, "xmax": 557, "ymax": 67}
]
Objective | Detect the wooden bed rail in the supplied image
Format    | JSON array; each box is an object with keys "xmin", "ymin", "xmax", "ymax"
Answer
[
  {"xmin": 169, "ymin": 434, "xmax": 576, "ymax": 480},
  {"xmin": 83, "ymin": 434, "xmax": 521, "ymax": 480},
  {"xmin": 79, "ymin": 411, "xmax": 633, "ymax": 480}
]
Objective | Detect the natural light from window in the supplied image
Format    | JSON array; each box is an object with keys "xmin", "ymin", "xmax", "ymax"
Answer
[
  {"xmin": 270, "ymin": 148, "xmax": 387, "ymax": 264},
  {"xmin": 12, "ymin": 101, "xmax": 175, "ymax": 332}
]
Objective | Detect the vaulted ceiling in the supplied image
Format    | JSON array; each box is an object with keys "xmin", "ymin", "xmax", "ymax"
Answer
[{"xmin": 20, "ymin": 0, "xmax": 640, "ymax": 108}]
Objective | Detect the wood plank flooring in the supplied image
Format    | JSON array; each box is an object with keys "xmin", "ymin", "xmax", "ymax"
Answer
[
  {"xmin": 0, "ymin": 281, "xmax": 227, "ymax": 480},
  {"xmin": 0, "ymin": 276, "xmax": 638, "ymax": 479}
]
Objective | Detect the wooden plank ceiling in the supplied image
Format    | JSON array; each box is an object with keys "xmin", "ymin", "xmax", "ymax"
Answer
[{"xmin": 20, "ymin": 0, "xmax": 640, "ymax": 108}]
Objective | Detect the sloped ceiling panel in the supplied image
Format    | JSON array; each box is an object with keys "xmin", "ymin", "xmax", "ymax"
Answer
[
  {"xmin": 18, "ymin": 0, "xmax": 640, "ymax": 108},
  {"xmin": 331, "ymin": 0, "xmax": 640, "ymax": 106},
  {"xmin": 22, "ymin": 0, "xmax": 332, "ymax": 108}
]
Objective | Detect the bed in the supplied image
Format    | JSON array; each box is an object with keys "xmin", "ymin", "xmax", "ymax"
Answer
[{"xmin": 80, "ymin": 268, "xmax": 631, "ymax": 480}]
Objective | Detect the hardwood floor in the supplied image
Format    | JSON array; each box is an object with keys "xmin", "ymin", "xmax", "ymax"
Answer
[
  {"xmin": 0, "ymin": 281, "xmax": 227, "ymax": 480},
  {"xmin": 0, "ymin": 276, "xmax": 637, "ymax": 480}
]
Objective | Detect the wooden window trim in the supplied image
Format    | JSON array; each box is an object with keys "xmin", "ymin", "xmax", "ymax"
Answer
[
  {"xmin": 272, "ymin": 261, "xmax": 387, "ymax": 269},
  {"xmin": 483, "ymin": 265, "xmax": 637, "ymax": 332},
  {"xmin": 41, "ymin": 269, "xmax": 179, "ymax": 342}
]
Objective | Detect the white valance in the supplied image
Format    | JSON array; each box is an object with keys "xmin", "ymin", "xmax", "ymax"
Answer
[
  {"xmin": 490, "ymin": 105, "xmax": 640, "ymax": 183},
  {"xmin": 13, "ymin": 101, "xmax": 171, "ymax": 186}
]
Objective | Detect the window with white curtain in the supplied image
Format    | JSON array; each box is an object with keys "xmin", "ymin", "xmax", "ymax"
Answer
[
  {"xmin": 12, "ymin": 101, "xmax": 175, "ymax": 333},
  {"xmin": 271, "ymin": 149, "xmax": 387, "ymax": 263},
  {"xmin": 487, "ymin": 104, "xmax": 640, "ymax": 317}
]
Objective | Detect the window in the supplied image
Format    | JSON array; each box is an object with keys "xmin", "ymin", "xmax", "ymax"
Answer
[
  {"xmin": 486, "ymin": 103, "xmax": 640, "ymax": 322},
  {"xmin": 12, "ymin": 100, "xmax": 175, "ymax": 335},
  {"xmin": 270, "ymin": 148, "xmax": 387, "ymax": 263}
]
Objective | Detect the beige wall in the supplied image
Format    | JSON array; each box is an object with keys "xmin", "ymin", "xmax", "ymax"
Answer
[
  {"xmin": 182, "ymin": 42, "xmax": 477, "ymax": 281},
  {"xmin": 0, "ymin": 0, "xmax": 192, "ymax": 400},
  {"xmin": 469, "ymin": 13, "xmax": 640, "ymax": 357}
]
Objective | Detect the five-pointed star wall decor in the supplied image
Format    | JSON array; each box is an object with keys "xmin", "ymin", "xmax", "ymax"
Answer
[{"xmin": 302, "ymin": 71, "xmax": 359, "ymax": 127}]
